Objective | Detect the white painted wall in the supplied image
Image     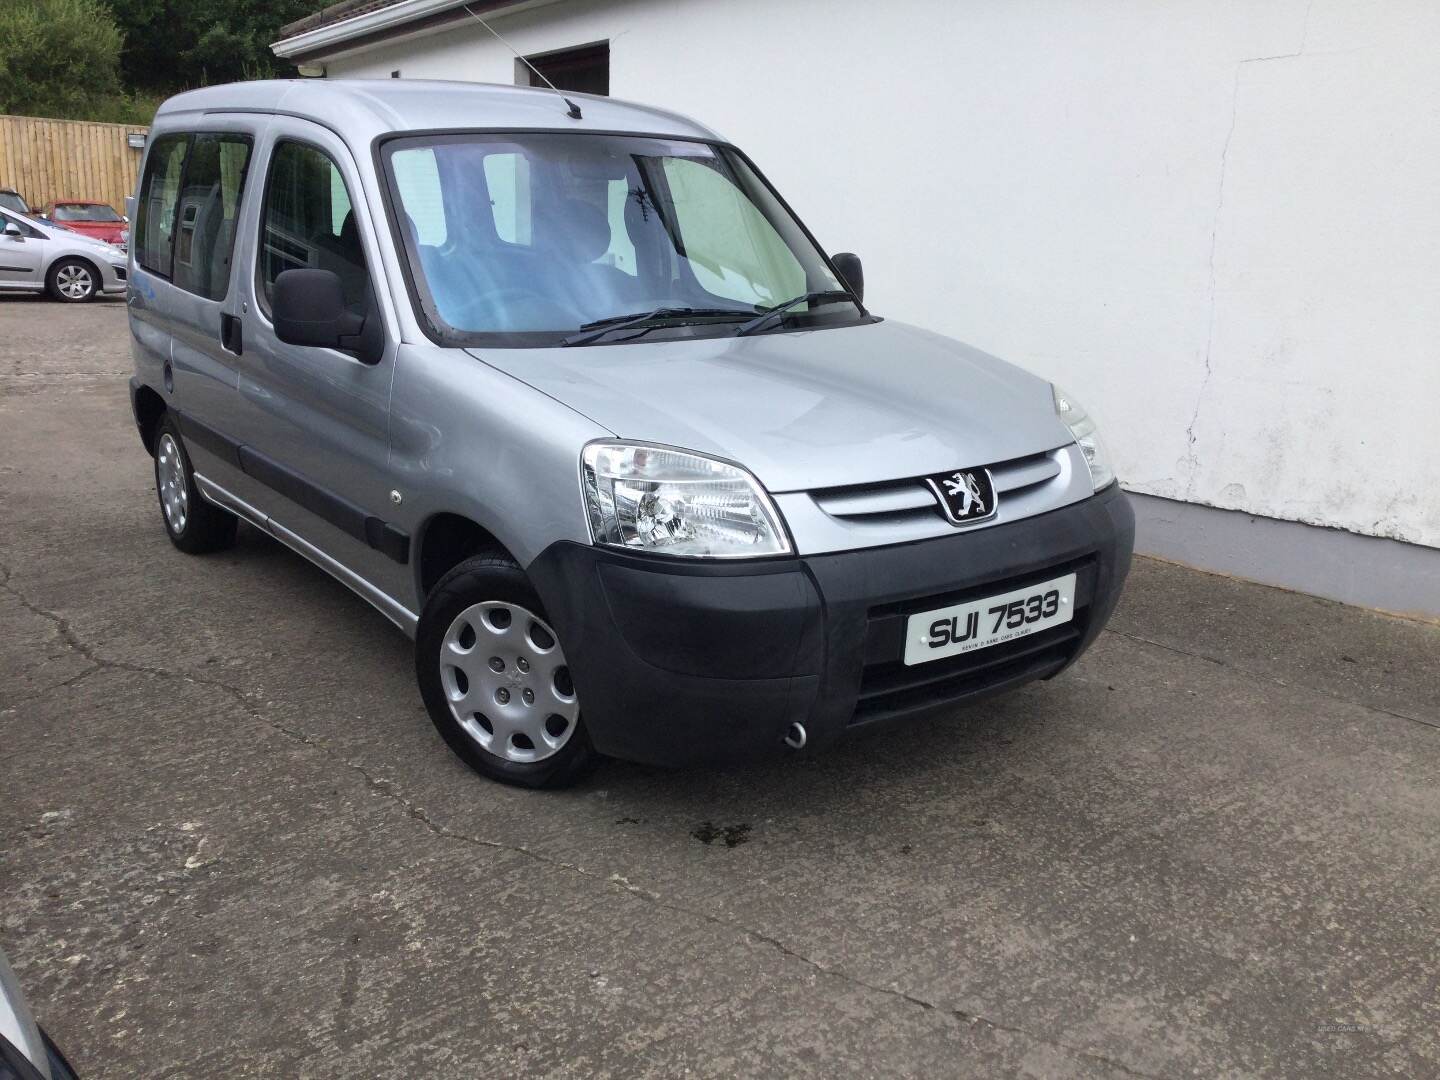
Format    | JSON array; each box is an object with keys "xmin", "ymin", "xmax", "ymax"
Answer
[{"xmin": 325, "ymin": 0, "xmax": 1440, "ymax": 549}]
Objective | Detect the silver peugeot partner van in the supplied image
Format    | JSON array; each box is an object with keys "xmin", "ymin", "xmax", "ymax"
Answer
[{"xmin": 127, "ymin": 80, "xmax": 1133, "ymax": 788}]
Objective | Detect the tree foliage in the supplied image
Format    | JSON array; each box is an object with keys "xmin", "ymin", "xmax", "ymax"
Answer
[
  {"xmin": 0, "ymin": 0, "xmax": 127, "ymax": 120},
  {"xmin": 104, "ymin": 0, "xmax": 317, "ymax": 94},
  {"xmin": 0, "ymin": 0, "xmax": 317, "ymax": 121}
]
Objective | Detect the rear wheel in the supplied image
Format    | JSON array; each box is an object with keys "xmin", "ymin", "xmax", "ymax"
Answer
[
  {"xmin": 47, "ymin": 258, "xmax": 97, "ymax": 302},
  {"xmin": 416, "ymin": 553, "xmax": 598, "ymax": 788},
  {"xmin": 153, "ymin": 413, "xmax": 237, "ymax": 554}
]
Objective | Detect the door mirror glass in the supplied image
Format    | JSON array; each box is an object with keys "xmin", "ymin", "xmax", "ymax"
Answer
[{"xmin": 831, "ymin": 252, "xmax": 864, "ymax": 304}]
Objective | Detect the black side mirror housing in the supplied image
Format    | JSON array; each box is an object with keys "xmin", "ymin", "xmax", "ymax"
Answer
[
  {"xmin": 272, "ymin": 268, "xmax": 380, "ymax": 364},
  {"xmin": 832, "ymin": 252, "xmax": 864, "ymax": 304}
]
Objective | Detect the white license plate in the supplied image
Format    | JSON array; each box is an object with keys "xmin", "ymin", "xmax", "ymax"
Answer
[{"xmin": 903, "ymin": 573, "xmax": 1077, "ymax": 666}]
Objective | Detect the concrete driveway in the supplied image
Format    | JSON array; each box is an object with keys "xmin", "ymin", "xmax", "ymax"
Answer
[{"xmin": 1, "ymin": 295, "xmax": 1437, "ymax": 1079}]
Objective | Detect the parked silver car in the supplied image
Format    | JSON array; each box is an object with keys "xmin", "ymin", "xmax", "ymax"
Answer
[
  {"xmin": 0, "ymin": 187, "xmax": 32, "ymax": 215},
  {"xmin": 0, "ymin": 948, "xmax": 79, "ymax": 1079},
  {"xmin": 127, "ymin": 80, "xmax": 1134, "ymax": 788},
  {"xmin": 0, "ymin": 206, "xmax": 126, "ymax": 302}
]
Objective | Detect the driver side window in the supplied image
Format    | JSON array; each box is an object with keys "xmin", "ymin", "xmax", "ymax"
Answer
[
  {"xmin": 259, "ymin": 141, "xmax": 371, "ymax": 312},
  {"xmin": 2, "ymin": 212, "xmax": 34, "ymax": 238}
]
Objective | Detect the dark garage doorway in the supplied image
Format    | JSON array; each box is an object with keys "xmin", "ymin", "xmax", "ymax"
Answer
[{"xmin": 519, "ymin": 41, "xmax": 609, "ymax": 96}]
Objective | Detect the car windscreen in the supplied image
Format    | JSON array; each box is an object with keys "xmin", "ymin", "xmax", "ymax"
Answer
[
  {"xmin": 381, "ymin": 132, "xmax": 859, "ymax": 346},
  {"xmin": 52, "ymin": 204, "xmax": 122, "ymax": 222}
]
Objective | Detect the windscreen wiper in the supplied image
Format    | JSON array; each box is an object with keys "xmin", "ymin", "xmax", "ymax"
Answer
[
  {"xmin": 734, "ymin": 290, "xmax": 857, "ymax": 337},
  {"xmin": 561, "ymin": 306, "xmax": 754, "ymax": 347}
]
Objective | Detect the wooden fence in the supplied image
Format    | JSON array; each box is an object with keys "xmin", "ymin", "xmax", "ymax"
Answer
[{"xmin": 0, "ymin": 114, "xmax": 150, "ymax": 214}]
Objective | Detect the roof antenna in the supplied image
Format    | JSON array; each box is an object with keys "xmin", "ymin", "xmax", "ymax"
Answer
[{"xmin": 461, "ymin": 4, "xmax": 583, "ymax": 120}]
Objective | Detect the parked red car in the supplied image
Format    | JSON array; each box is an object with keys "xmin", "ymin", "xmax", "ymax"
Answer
[{"xmin": 43, "ymin": 201, "xmax": 128, "ymax": 248}]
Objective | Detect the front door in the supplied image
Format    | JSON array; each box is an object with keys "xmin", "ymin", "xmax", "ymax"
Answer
[
  {"xmin": 0, "ymin": 209, "xmax": 45, "ymax": 290},
  {"xmin": 234, "ymin": 118, "xmax": 408, "ymax": 611}
]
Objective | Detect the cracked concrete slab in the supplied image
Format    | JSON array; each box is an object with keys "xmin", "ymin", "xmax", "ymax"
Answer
[{"xmin": 1, "ymin": 296, "xmax": 1438, "ymax": 1078}]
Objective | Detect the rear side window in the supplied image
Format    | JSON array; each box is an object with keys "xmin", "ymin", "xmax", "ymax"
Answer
[
  {"xmin": 135, "ymin": 135, "xmax": 188, "ymax": 277},
  {"xmin": 135, "ymin": 132, "xmax": 252, "ymax": 299},
  {"xmin": 259, "ymin": 141, "xmax": 371, "ymax": 312},
  {"xmin": 171, "ymin": 136, "xmax": 252, "ymax": 301}
]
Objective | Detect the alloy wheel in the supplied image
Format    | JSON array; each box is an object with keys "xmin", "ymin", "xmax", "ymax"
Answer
[{"xmin": 56, "ymin": 263, "xmax": 93, "ymax": 299}]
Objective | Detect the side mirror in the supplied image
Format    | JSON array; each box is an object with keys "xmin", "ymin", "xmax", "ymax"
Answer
[
  {"xmin": 272, "ymin": 268, "xmax": 381, "ymax": 364},
  {"xmin": 832, "ymin": 252, "xmax": 864, "ymax": 304},
  {"xmin": 2, "ymin": 222, "xmax": 23, "ymax": 238}
]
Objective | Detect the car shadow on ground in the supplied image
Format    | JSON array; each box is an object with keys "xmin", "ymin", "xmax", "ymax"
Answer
[
  {"xmin": 216, "ymin": 516, "xmax": 1053, "ymax": 822},
  {"xmin": 0, "ymin": 293, "xmax": 126, "ymax": 304}
]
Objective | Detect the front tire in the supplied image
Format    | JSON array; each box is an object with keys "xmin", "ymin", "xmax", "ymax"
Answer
[
  {"xmin": 153, "ymin": 413, "xmax": 237, "ymax": 554},
  {"xmin": 47, "ymin": 258, "xmax": 97, "ymax": 302},
  {"xmin": 416, "ymin": 553, "xmax": 598, "ymax": 789}
]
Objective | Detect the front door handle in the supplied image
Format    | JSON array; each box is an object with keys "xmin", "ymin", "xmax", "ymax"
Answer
[{"xmin": 220, "ymin": 313, "xmax": 243, "ymax": 356}]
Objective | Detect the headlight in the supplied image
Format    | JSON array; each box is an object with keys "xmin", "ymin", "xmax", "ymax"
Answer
[
  {"xmin": 582, "ymin": 442, "xmax": 791, "ymax": 558},
  {"xmin": 1052, "ymin": 385, "xmax": 1115, "ymax": 491}
]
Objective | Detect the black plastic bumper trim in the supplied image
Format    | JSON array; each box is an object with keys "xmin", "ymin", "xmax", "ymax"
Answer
[
  {"xmin": 178, "ymin": 411, "xmax": 242, "ymax": 470},
  {"xmin": 856, "ymin": 621, "xmax": 1082, "ymax": 706},
  {"xmin": 525, "ymin": 484, "xmax": 1135, "ymax": 767}
]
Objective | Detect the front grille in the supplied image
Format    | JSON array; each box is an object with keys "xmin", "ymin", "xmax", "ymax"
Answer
[
  {"xmin": 849, "ymin": 558, "xmax": 1095, "ymax": 727},
  {"xmin": 811, "ymin": 449, "xmax": 1062, "ymax": 527}
]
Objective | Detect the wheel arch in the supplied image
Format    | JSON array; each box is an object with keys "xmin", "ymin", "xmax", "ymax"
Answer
[
  {"xmin": 132, "ymin": 383, "xmax": 167, "ymax": 455},
  {"xmin": 415, "ymin": 511, "xmax": 517, "ymax": 599},
  {"xmin": 49, "ymin": 252, "xmax": 102, "ymax": 282}
]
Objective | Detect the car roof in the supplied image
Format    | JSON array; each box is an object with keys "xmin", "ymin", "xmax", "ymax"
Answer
[
  {"xmin": 51, "ymin": 200, "xmax": 109, "ymax": 206},
  {"xmin": 153, "ymin": 79, "xmax": 723, "ymax": 145}
]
